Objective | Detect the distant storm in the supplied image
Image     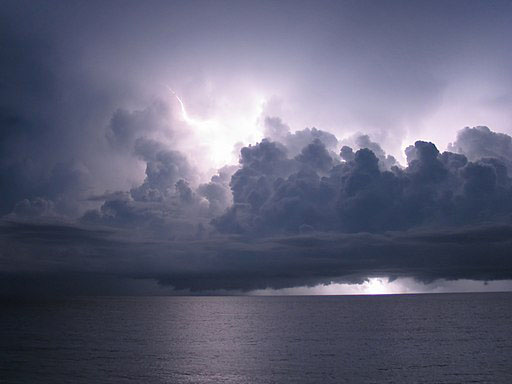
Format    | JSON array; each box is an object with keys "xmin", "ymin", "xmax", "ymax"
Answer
[{"xmin": 2, "ymin": 0, "xmax": 512, "ymax": 296}]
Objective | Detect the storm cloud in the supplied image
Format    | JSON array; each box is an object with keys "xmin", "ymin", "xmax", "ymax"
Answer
[
  {"xmin": 214, "ymin": 130, "xmax": 512, "ymax": 235},
  {"xmin": 3, "ymin": 123, "xmax": 512, "ymax": 295},
  {"xmin": 2, "ymin": 1, "xmax": 512, "ymax": 296},
  {"xmin": 2, "ymin": 219, "xmax": 512, "ymax": 296}
]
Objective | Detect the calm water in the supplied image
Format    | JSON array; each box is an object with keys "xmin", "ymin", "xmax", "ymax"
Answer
[{"xmin": 1, "ymin": 293, "xmax": 512, "ymax": 383}]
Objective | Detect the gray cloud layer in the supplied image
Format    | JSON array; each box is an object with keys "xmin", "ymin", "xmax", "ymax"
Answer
[{"xmin": 2, "ymin": 220, "xmax": 512, "ymax": 295}]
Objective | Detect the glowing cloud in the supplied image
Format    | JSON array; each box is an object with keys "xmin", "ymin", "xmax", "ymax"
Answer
[{"xmin": 167, "ymin": 86, "xmax": 266, "ymax": 169}]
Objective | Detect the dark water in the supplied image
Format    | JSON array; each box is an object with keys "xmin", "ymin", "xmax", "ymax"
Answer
[{"xmin": 1, "ymin": 293, "xmax": 512, "ymax": 384}]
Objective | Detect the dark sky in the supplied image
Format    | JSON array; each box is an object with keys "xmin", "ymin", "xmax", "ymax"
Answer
[{"xmin": 2, "ymin": 0, "xmax": 512, "ymax": 296}]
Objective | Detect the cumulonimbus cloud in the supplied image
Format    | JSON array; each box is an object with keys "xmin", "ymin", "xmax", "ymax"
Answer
[{"xmin": 2, "ymin": 113, "xmax": 512, "ymax": 295}]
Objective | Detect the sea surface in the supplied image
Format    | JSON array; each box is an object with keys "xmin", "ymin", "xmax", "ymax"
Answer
[{"xmin": 1, "ymin": 293, "xmax": 512, "ymax": 383}]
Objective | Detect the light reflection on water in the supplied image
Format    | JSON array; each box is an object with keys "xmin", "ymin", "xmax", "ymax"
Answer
[{"xmin": 1, "ymin": 293, "xmax": 512, "ymax": 383}]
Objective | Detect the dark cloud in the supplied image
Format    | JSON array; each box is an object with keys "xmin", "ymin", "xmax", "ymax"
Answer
[
  {"xmin": 7, "ymin": 122, "xmax": 512, "ymax": 295},
  {"xmin": 3, "ymin": 1, "xmax": 512, "ymax": 296},
  {"xmin": 12, "ymin": 198, "xmax": 57, "ymax": 218},
  {"xmin": 4, "ymin": 114, "xmax": 512, "ymax": 295},
  {"xmin": 215, "ymin": 129, "xmax": 512, "ymax": 236},
  {"xmin": 264, "ymin": 117, "xmax": 339, "ymax": 157},
  {"xmin": 196, "ymin": 166, "xmax": 235, "ymax": 216},
  {"xmin": 0, "ymin": 9, "xmax": 145, "ymax": 217},
  {"xmin": 81, "ymin": 185, "xmax": 208, "ymax": 239},
  {"xmin": 0, "ymin": 85, "xmax": 512, "ymax": 294},
  {"xmin": 106, "ymin": 102, "xmax": 172, "ymax": 152},
  {"xmin": 296, "ymin": 139, "xmax": 334, "ymax": 173},
  {"xmin": 130, "ymin": 138, "xmax": 195, "ymax": 202},
  {"xmin": 340, "ymin": 146, "xmax": 355, "ymax": 162},
  {"xmin": 448, "ymin": 126, "xmax": 512, "ymax": 172},
  {"xmin": 1, "ymin": 219, "xmax": 511, "ymax": 296},
  {"xmin": 340, "ymin": 134, "xmax": 398, "ymax": 169}
]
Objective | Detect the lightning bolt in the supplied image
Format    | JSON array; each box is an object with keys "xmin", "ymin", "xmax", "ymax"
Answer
[
  {"xmin": 166, "ymin": 86, "xmax": 208, "ymax": 127},
  {"xmin": 167, "ymin": 86, "xmax": 188, "ymax": 121}
]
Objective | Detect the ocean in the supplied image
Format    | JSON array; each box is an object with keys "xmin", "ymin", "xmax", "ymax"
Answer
[{"xmin": 1, "ymin": 293, "xmax": 511, "ymax": 383}]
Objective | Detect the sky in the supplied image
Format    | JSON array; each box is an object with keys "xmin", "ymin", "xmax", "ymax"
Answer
[{"xmin": 1, "ymin": 0, "xmax": 512, "ymax": 297}]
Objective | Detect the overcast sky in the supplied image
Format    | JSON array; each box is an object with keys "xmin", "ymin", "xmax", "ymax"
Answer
[{"xmin": 2, "ymin": 0, "xmax": 512, "ymax": 297}]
